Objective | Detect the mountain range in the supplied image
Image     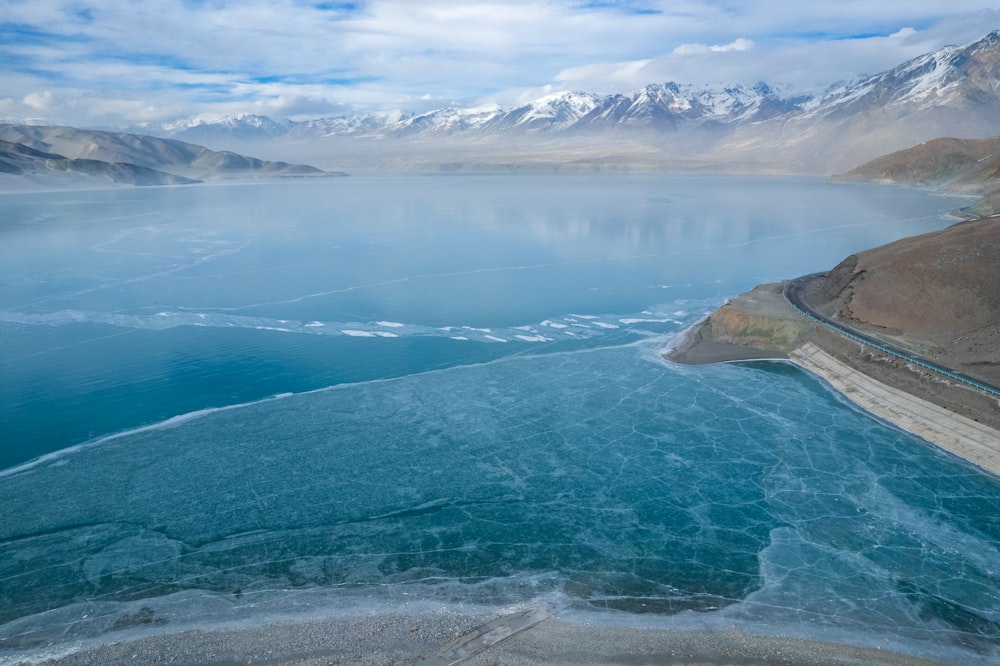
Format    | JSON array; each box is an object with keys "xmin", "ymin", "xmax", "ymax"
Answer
[
  {"xmin": 0, "ymin": 124, "xmax": 337, "ymax": 190},
  {"xmin": 161, "ymin": 81, "xmax": 796, "ymax": 143},
  {"xmin": 4, "ymin": 30, "xmax": 1000, "ymax": 181},
  {"xmin": 133, "ymin": 30, "xmax": 1000, "ymax": 174}
]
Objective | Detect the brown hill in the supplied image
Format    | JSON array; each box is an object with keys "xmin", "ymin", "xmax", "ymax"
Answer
[
  {"xmin": 803, "ymin": 216, "xmax": 1000, "ymax": 384},
  {"xmin": 834, "ymin": 137, "xmax": 1000, "ymax": 188},
  {"xmin": 833, "ymin": 136, "xmax": 1000, "ymax": 216}
]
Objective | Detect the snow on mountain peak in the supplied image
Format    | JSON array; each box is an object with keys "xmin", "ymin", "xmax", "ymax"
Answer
[
  {"xmin": 149, "ymin": 30, "xmax": 1000, "ymax": 146},
  {"xmin": 515, "ymin": 91, "xmax": 601, "ymax": 126},
  {"xmin": 801, "ymin": 31, "xmax": 1000, "ymax": 117}
]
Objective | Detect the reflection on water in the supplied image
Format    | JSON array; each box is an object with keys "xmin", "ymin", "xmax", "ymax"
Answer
[{"xmin": 2, "ymin": 175, "xmax": 959, "ymax": 469}]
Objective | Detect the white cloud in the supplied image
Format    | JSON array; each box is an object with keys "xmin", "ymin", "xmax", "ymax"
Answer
[
  {"xmin": 3, "ymin": 1, "xmax": 1000, "ymax": 125},
  {"xmin": 672, "ymin": 38, "xmax": 755, "ymax": 56},
  {"xmin": 23, "ymin": 91, "xmax": 55, "ymax": 110}
]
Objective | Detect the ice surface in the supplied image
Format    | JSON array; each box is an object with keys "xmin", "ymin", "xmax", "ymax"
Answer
[
  {"xmin": 1, "ymin": 176, "xmax": 995, "ymax": 664},
  {"xmin": 1, "ymin": 345, "xmax": 998, "ymax": 663}
]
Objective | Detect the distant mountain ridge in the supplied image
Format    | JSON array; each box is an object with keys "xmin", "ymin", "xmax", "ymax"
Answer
[
  {"xmin": 0, "ymin": 139, "xmax": 199, "ymax": 186},
  {"xmin": 0, "ymin": 124, "xmax": 338, "ymax": 189},
  {"xmin": 156, "ymin": 81, "xmax": 798, "ymax": 144},
  {"xmin": 836, "ymin": 137, "xmax": 1000, "ymax": 188},
  {"xmin": 834, "ymin": 136, "xmax": 1000, "ymax": 216},
  {"xmin": 715, "ymin": 30, "xmax": 1000, "ymax": 171},
  {"xmin": 132, "ymin": 30, "xmax": 1000, "ymax": 173},
  {"xmin": 7, "ymin": 30, "xmax": 1000, "ymax": 176}
]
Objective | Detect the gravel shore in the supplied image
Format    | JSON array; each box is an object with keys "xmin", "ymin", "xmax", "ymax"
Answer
[{"xmin": 11, "ymin": 609, "xmax": 948, "ymax": 666}]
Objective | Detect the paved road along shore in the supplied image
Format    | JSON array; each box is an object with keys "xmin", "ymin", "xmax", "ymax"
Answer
[{"xmin": 783, "ymin": 274, "xmax": 1000, "ymax": 399}]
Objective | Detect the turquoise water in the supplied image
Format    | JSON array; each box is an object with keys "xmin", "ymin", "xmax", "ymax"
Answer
[{"xmin": 0, "ymin": 175, "xmax": 997, "ymax": 663}]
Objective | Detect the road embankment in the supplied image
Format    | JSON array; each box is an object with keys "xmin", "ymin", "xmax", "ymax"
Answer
[{"xmin": 791, "ymin": 343, "xmax": 1000, "ymax": 475}]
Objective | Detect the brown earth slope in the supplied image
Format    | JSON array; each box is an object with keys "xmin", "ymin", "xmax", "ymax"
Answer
[
  {"xmin": 833, "ymin": 136, "xmax": 1000, "ymax": 216},
  {"xmin": 803, "ymin": 216, "xmax": 1000, "ymax": 384},
  {"xmin": 834, "ymin": 137, "xmax": 1000, "ymax": 189}
]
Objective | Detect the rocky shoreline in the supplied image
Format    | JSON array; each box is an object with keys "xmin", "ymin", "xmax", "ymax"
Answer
[{"xmin": 666, "ymin": 282, "xmax": 809, "ymax": 364}]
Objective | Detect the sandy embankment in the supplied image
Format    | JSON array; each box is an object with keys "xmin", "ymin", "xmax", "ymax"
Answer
[
  {"xmin": 22, "ymin": 606, "xmax": 948, "ymax": 666},
  {"xmin": 664, "ymin": 282, "xmax": 1000, "ymax": 477},
  {"xmin": 790, "ymin": 343, "xmax": 1000, "ymax": 473}
]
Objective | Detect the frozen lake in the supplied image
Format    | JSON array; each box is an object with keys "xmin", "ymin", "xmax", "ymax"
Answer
[{"xmin": 0, "ymin": 174, "xmax": 997, "ymax": 663}]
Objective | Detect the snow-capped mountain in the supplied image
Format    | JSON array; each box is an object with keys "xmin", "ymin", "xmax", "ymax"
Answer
[
  {"xmin": 484, "ymin": 91, "xmax": 602, "ymax": 133},
  {"xmin": 574, "ymin": 82, "xmax": 794, "ymax": 132},
  {"xmin": 388, "ymin": 104, "xmax": 503, "ymax": 137},
  {"xmin": 161, "ymin": 81, "xmax": 794, "ymax": 144},
  {"xmin": 164, "ymin": 113, "xmax": 293, "ymax": 142},
  {"xmin": 712, "ymin": 30, "xmax": 1000, "ymax": 171},
  {"xmin": 805, "ymin": 31, "xmax": 1000, "ymax": 117},
  {"xmin": 149, "ymin": 30, "xmax": 1000, "ymax": 173}
]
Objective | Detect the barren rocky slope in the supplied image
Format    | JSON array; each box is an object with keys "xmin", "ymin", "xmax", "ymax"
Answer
[
  {"xmin": 803, "ymin": 216, "xmax": 1000, "ymax": 384},
  {"xmin": 834, "ymin": 137, "xmax": 1000, "ymax": 189},
  {"xmin": 667, "ymin": 216, "xmax": 1000, "ymax": 438},
  {"xmin": 834, "ymin": 136, "xmax": 1000, "ymax": 216}
]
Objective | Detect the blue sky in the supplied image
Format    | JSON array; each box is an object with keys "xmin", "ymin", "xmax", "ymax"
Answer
[{"xmin": 2, "ymin": 0, "xmax": 1000, "ymax": 126}]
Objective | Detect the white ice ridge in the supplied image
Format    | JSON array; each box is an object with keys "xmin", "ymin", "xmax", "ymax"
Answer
[
  {"xmin": 342, "ymin": 330, "xmax": 396, "ymax": 338},
  {"xmin": 514, "ymin": 334, "xmax": 552, "ymax": 342},
  {"xmin": 0, "ymin": 306, "xmax": 701, "ymax": 346},
  {"xmin": 0, "ymin": 391, "xmax": 302, "ymax": 479}
]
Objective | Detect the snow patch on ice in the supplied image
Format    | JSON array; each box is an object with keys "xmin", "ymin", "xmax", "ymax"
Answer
[{"xmin": 342, "ymin": 330, "xmax": 377, "ymax": 337}]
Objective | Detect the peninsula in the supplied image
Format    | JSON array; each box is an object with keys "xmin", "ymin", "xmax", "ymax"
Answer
[{"xmin": 667, "ymin": 215, "xmax": 1000, "ymax": 476}]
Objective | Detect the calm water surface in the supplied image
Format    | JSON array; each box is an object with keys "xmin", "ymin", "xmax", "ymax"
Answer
[{"xmin": 0, "ymin": 175, "xmax": 997, "ymax": 663}]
